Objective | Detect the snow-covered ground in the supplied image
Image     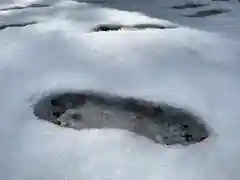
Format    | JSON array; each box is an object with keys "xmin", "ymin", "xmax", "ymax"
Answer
[{"xmin": 0, "ymin": 0, "xmax": 240, "ymax": 180}]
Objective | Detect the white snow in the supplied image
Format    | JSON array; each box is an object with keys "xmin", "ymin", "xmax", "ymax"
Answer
[{"xmin": 0, "ymin": 0, "xmax": 240, "ymax": 180}]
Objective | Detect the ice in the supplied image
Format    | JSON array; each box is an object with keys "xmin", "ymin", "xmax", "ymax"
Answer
[{"xmin": 0, "ymin": 0, "xmax": 240, "ymax": 180}]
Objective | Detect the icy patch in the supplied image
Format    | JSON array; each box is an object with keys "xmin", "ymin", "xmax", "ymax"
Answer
[{"xmin": 33, "ymin": 91, "xmax": 209, "ymax": 146}]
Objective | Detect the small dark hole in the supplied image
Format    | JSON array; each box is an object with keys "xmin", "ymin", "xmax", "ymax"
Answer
[
  {"xmin": 51, "ymin": 99, "xmax": 58, "ymax": 106},
  {"xmin": 200, "ymin": 136, "xmax": 207, "ymax": 141},
  {"xmin": 181, "ymin": 124, "xmax": 189, "ymax": 130},
  {"xmin": 93, "ymin": 24, "xmax": 123, "ymax": 32},
  {"xmin": 52, "ymin": 112, "xmax": 61, "ymax": 118},
  {"xmin": 185, "ymin": 134, "xmax": 193, "ymax": 141},
  {"xmin": 53, "ymin": 120, "xmax": 61, "ymax": 125}
]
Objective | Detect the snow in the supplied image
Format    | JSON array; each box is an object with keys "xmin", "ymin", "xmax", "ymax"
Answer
[{"xmin": 0, "ymin": 0, "xmax": 240, "ymax": 180}]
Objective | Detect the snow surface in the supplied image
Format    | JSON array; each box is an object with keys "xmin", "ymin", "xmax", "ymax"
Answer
[{"xmin": 0, "ymin": 0, "xmax": 240, "ymax": 180}]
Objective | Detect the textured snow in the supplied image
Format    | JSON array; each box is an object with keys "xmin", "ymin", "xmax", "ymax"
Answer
[{"xmin": 0, "ymin": 0, "xmax": 240, "ymax": 180}]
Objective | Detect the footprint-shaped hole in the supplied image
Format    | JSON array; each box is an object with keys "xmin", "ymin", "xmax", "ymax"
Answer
[
  {"xmin": 33, "ymin": 91, "xmax": 209, "ymax": 146},
  {"xmin": 92, "ymin": 23, "xmax": 177, "ymax": 32}
]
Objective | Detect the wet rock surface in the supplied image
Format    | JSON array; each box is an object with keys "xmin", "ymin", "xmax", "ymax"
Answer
[{"xmin": 34, "ymin": 91, "xmax": 209, "ymax": 146}]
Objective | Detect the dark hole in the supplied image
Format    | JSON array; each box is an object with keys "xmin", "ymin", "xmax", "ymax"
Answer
[
  {"xmin": 52, "ymin": 112, "xmax": 61, "ymax": 118},
  {"xmin": 200, "ymin": 135, "xmax": 208, "ymax": 141},
  {"xmin": 33, "ymin": 91, "xmax": 210, "ymax": 146},
  {"xmin": 185, "ymin": 134, "xmax": 193, "ymax": 141},
  {"xmin": 93, "ymin": 24, "xmax": 123, "ymax": 32},
  {"xmin": 53, "ymin": 120, "xmax": 61, "ymax": 126},
  {"xmin": 181, "ymin": 124, "xmax": 189, "ymax": 130},
  {"xmin": 51, "ymin": 99, "xmax": 58, "ymax": 106}
]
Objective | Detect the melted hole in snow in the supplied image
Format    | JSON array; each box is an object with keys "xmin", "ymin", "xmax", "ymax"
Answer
[
  {"xmin": 184, "ymin": 9, "xmax": 230, "ymax": 18},
  {"xmin": 0, "ymin": 22, "xmax": 37, "ymax": 31},
  {"xmin": 33, "ymin": 91, "xmax": 209, "ymax": 146},
  {"xmin": 92, "ymin": 23, "xmax": 177, "ymax": 32}
]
